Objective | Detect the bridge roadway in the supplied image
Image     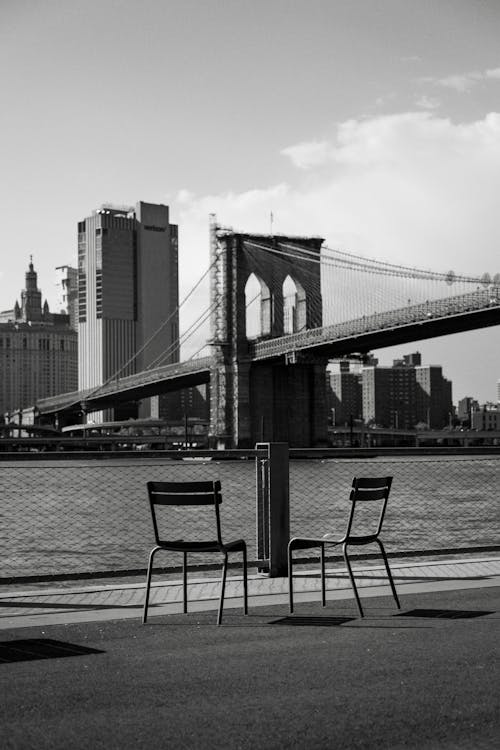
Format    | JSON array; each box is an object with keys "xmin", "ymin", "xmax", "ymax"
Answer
[
  {"xmin": 37, "ymin": 286, "xmax": 500, "ymax": 416},
  {"xmin": 37, "ymin": 356, "xmax": 212, "ymax": 415},
  {"xmin": 251, "ymin": 285, "xmax": 500, "ymax": 360}
]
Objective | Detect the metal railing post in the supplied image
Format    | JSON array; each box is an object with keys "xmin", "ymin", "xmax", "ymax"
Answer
[{"xmin": 255, "ymin": 442, "xmax": 290, "ymax": 577}]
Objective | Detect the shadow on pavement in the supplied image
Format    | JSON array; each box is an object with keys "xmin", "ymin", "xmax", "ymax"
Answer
[
  {"xmin": 394, "ymin": 608, "xmax": 495, "ymax": 619},
  {"xmin": 0, "ymin": 638, "xmax": 105, "ymax": 663}
]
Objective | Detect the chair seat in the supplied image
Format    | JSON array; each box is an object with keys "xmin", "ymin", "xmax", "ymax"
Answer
[{"xmin": 289, "ymin": 535, "xmax": 341, "ymax": 550}]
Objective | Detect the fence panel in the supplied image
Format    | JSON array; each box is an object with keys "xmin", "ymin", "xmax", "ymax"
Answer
[
  {"xmin": 289, "ymin": 454, "xmax": 500, "ymax": 554},
  {"xmin": 1, "ymin": 450, "xmax": 499, "ymax": 583},
  {"xmin": 0, "ymin": 455, "xmax": 259, "ymax": 580}
]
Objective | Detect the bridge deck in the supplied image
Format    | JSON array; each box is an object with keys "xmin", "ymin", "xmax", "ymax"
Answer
[
  {"xmin": 250, "ymin": 286, "xmax": 500, "ymax": 360},
  {"xmin": 36, "ymin": 287, "xmax": 500, "ymax": 416}
]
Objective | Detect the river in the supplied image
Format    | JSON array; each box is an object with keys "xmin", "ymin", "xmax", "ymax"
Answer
[{"xmin": 0, "ymin": 453, "xmax": 498, "ymax": 579}]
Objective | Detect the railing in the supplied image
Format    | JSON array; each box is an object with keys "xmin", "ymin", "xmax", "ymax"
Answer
[
  {"xmin": 251, "ymin": 285, "xmax": 500, "ymax": 359},
  {"xmin": 36, "ymin": 356, "xmax": 213, "ymax": 414},
  {"xmin": 0, "ymin": 445, "xmax": 498, "ymax": 584},
  {"xmin": 288, "ymin": 448, "xmax": 500, "ymax": 559}
]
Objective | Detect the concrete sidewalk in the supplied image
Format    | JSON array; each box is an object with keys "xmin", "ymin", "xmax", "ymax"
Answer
[
  {"xmin": 1, "ymin": 555, "xmax": 499, "ymax": 629},
  {"xmin": 1, "ymin": 559, "xmax": 499, "ymax": 749}
]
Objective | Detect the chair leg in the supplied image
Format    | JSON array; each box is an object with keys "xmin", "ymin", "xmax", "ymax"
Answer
[
  {"xmin": 182, "ymin": 551, "xmax": 188, "ymax": 614},
  {"xmin": 217, "ymin": 552, "xmax": 228, "ymax": 626},
  {"xmin": 143, "ymin": 546, "xmax": 160, "ymax": 624},
  {"xmin": 376, "ymin": 539, "xmax": 401, "ymax": 610},
  {"xmin": 242, "ymin": 544, "xmax": 248, "ymax": 615},
  {"xmin": 288, "ymin": 542, "xmax": 294, "ymax": 614},
  {"xmin": 320, "ymin": 543, "xmax": 326, "ymax": 607},
  {"xmin": 343, "ymin": 544, "xmax": 364, "ymax": 617}
]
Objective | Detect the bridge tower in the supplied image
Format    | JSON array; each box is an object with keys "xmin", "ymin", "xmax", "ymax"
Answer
[{"xmin": 208, "ymin": 222, "xmax": 328, "ymax": 447}]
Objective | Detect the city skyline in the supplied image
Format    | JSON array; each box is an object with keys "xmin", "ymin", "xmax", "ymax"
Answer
[{"xmin": 2, "ymin": 0, "xmax": 500, "ymax": 403}]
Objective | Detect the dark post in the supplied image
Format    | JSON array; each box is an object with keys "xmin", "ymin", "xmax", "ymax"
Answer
[{"xmin": 255, "ymin": 442, "xmax": 290, "ymax": 577}]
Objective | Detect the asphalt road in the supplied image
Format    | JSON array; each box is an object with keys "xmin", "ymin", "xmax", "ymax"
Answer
[{"xmin": 0, "ymin": 586, "xmax": 498, "ymax": 749}]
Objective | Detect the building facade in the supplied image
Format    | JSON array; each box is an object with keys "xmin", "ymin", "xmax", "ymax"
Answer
[
  {"xmin": 471, "ymin": 403, "xmax": 500, "ymax": 430},
  {"xmin": 415, "ymin": 365, "xmax": 453, "ymax": 429},
  {"xmin": 356, "ymin": 351, "xmax": 453, "ymax": 429},
  {"xmin": 0, "ymin": 260, "xmax": 77, "ymax": 418},
  {"xmin": 457, "ymin": 396, "xmax": 478, "ymax": 427},
  {"xmin": 54, "ymin": 265, "xmax": 78, "ymax": 330},
  {"xmin": 77, "ymin": 202, "xmax": 179, "ymax": 420},
  {"xmin": 362, "ymin": 364, "xmax": 418, "ymax": 429},
  {"xmin": 328, "ymin": 360, "xmax": 363, "ymax": 426}
]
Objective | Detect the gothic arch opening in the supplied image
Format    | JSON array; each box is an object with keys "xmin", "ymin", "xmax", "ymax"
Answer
[
  {"xmin": 245, "ymin": 273, "xmax": 271, "ymax": 339},
  {"xmin": 283, "ymin": 275, "xmax": 306, "ymax": 333}
]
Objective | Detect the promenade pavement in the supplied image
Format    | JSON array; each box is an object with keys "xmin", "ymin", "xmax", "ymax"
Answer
[
  {"xmin": 0, "ymin": 555, "xmax": 499, "ymax": 629},
  {"xmin": 1, "ymin": 556, "xmax": 499, "ymax": 749}
]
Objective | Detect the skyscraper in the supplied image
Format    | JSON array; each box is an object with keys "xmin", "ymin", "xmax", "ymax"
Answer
[
  {"xmin": 77, "ymin": 201, "xmax": 179, "ymax": 420},
  {"xmin": 0, "ymin": 260, "xmax": 77, "ymax": 418},
  {"xmin": 54, "ymin": 265, "xmax": 78, "ymax": 330}
]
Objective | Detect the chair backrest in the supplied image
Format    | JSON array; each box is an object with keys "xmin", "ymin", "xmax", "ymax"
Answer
[
  {"xmin": 344, "ymin": 476, "xmax": 393, "ymax": 542},
  {"xmin": 147, "ymin": 480, "xmax": 223, "ymax": 546}
]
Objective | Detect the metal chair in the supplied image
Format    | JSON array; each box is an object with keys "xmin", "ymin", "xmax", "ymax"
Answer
[
  {"xmin": 288, "ymin": 476, "xmax": 401, "ymax": 617},
  {"xmin": 143, "ymin": 480, "xmax": 248, "ymax": 625}
]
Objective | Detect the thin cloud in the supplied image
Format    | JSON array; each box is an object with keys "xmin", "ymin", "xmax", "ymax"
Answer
[
  {"xmin": 280, "ymin": 140, "xmax": 332, "ymax": 169},
  {"xmin": 173, "ymin": 111, "xmax": 500, "ymax": 399},
  {"xmin": 176, "ymin": 111, "xmax": 500, "ymax": 279},
  {"xmin": 415, "ymin": 95, "xmax": 440, "ymax": 110},
  {"xmin": 423, "ymin": 66, "xmax": 500, "ymax": 92}
]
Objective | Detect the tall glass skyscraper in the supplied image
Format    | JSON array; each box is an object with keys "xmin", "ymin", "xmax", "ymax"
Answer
[{"xmin": 77, "ymin": 201, "xmax": 179, "ymax": 420}]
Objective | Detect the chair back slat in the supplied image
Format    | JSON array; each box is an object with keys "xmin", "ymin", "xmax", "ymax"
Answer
[
  {"xmin": 149, "ymin": 493, "xmax": 220, "ymax": 506},
  {"xmin": 350, "ymin": 487, "xmax": 388, "ymax": 502},
  {"xmin": 148, "ymin": 480, "xmax": 221, "ymax": 495},
  {"xmin": 353, "ymin": 477, "xmax": 390, "ymax": 489}
]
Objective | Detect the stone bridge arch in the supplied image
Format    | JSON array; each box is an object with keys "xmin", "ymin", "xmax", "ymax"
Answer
[
  {"xmin": 244, "ymin": 272, "xmax": 272, "ymax": 339},
  {"xmin": 209, "ymin": 226, "xmax": 328, "ymax": 448}
]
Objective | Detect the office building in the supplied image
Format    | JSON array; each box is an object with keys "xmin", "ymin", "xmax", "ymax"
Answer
[
  {"xmin": 471, "ymin": 403, "xmax": 500, "ymax": 430},
  {"xmin": 457, "ymin": 396, "xmax": 478, "ymax": 428},
  {"xmin": 362, "ymin": 363, "xmax": 417, "ymax": 429},
  {"xmin": 77, "ymin": 201, "xmax": 179, "ymax": 420},
  {"xmin": 54, "ymin": 265, "xmax": 78, "ymax": 330},
  {"xmin": 0, "ymin": 260, "xmax": 77, "ymax": 418},
  {"xmin": 360, "ymin": 352, "xmax": 453, "ymax": 429},
  {"xmin": 415, "ymin": 365, "xmax": 453, "ymax": 429},
  {"xmin": 328, "ymin": 360, "xmax": 362, "ymax": 426}
]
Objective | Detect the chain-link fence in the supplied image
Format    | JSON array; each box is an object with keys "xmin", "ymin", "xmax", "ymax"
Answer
[
  {"xmin": 289, "ymin": 452, "xmax": 500, "ymax": 556},
  {"xmin": 1, "ymin": 448, "xmax": 499, "ymax": 583},
  {"xmin": 0, "ymin": 452, "xmax": 261, "ymax": 581}
]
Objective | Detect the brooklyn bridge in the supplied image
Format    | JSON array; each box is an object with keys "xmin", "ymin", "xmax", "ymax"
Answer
[{"xmin": 35, "ymin": 224, "xmax": 500, "ymax": 447}]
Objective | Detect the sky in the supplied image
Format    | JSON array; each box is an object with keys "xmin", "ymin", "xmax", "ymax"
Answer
[{"xmin": 1, "ymin": 0, "xmax": 500, "ymax": 403}]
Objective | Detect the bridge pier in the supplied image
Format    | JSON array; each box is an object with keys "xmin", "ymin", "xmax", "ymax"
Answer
[
  {"xmin": 208, "ymin": 227, "xmax": 327, "ymax": 448},
  {"xmin": 209, "ymin": 352, "xmax": 252, "ymax": 449},
  {"xmin": 209, "ymin": 355, "xmax": 329, "ymax": 448}
]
